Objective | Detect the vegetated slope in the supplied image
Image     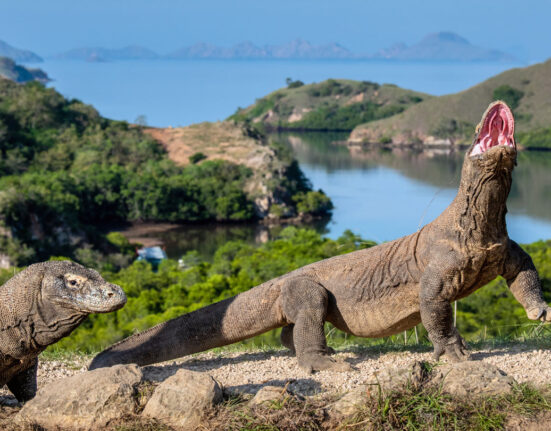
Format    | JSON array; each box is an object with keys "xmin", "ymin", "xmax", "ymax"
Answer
[
  {"xmin": 0, "ymin": 80, "xmax": 330, "ymax": 266},
  {"xmin": 0, "ymin": 57, "xmax": 50, "ymax": 83},
  {"xmin": 349, "ymin": 58, "xmax": 551, "ymax": 147},
  {"xmin": 144, "ymin": 122, "xmax": 333, "ymax": 220},
  {"xmin": 230, "ymin": 79, "xmax": 432, "ymax": 131}
]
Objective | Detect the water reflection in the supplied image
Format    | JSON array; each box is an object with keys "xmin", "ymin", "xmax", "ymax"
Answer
[
  {"xmin": 118, "ymin": 218, "xmax": 330, "ymax": 260},
  {"xmin": 118, "ymin": 132, "xmax": 551, "ymax": 258},
  {"xmin": 274, "ymin": 132, "xmax": 551, "ymax": 243}
]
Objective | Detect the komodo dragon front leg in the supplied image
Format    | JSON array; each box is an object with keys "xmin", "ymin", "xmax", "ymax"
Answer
[
  {"xmin": 6, "ymin": 359, "xmax": 37, "ymax": 402},
  {"xmin": 420, "ymin": 250, "xmax": 470, "ymax": 362},
  {"xmin": 280, "ymin": 276, "xmax": 351, "ymax": 372},
  {"xmin": 505, "ymin": 240, "xmax": 551, "ymax": 322}
]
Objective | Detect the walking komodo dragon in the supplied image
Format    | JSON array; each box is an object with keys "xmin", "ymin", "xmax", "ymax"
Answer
[
  {"xmin": 90, "ymin": 101, "xmax": 551, "ymax": 372},
  {"xmin": 0, "ymin": 261, "xmax": 126, "ymax": 401}
]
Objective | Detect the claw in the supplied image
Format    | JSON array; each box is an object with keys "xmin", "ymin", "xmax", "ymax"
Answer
[{"xmin": 537, "ymin": 308, "xmax": 546, "ymax": 321}]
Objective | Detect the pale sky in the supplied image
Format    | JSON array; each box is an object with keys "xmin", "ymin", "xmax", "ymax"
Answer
[{"xmin": 0, "ymin": 0, "xmax": 548, "ymax": 62}]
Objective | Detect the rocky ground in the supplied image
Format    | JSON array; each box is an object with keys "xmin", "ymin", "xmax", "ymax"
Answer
[
  {"xmin": 2, "ymin": 344, "xmax": 551, "ymax": 430},
  {"xmin": 1, "ymin": 343, "xmax": 548, "ymax": 399}
]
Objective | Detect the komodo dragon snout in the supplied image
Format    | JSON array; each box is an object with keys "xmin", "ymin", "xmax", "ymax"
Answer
[
  {"xmin": 0, "ymin": 261, "xmax": 126, "ymax": 402},
  {"xmin": 91, "ymin": 101, "xmax": 551, "ymax": 374}
]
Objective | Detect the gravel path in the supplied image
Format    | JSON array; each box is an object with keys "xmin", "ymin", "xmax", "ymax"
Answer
[{"xmin": 1, "ymin": 344, "xmax": 550, "ymax": 400}]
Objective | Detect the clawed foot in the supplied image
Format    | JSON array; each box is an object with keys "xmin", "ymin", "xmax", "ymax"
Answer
[
  {"xmin": 433, "ymin": 334, "xmax": 470, "ymax": 362},
  {"xmin": 298, "ymin": 353, "xmax": 353, "ymax": 373},
  {"xmin": 325, "ymin": 346, "xmax": 336, "ymax": 355},
  {"xmin": 527, "ymin": 305, "xmax": 551, "ymax": 322}
]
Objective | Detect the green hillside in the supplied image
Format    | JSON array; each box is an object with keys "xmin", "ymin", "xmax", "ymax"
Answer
[
  {"xmin": 0, "ymin": 80, "xmax": 330, "ymax": 266},
  {"xmin": 349, "ymin": 59, "xmax": 551, "ymax": 148},
  {"xmin": 230, "ymin": 79, "xmax": 432, "ymax": 131}
]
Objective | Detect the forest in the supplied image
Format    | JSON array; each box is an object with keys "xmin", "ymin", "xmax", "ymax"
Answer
[
  {"xmin": 0, "ymin": 79, "xmax": 331, "ymax": 264},
  {"xmin": 0, "ymin": 227, "xmax": 547, "ymax": 353}
]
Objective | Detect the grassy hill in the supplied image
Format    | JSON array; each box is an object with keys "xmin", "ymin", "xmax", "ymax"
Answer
[
  {"xmin": 230, "ymin": 79, "xmax": 432, "ymax": 131},
  {"xmin": 349, "ymin": 59, "xmax": 551, "ymax": 148}
]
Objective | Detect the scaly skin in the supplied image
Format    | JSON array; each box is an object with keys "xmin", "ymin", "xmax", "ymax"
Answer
[
  {"xmin": 90, "ymin": 101, "xmax": 551, "ymax": 373},
  {"xmin": 0, "ymin": 261, "xmax": 126, "ymax": 401}
]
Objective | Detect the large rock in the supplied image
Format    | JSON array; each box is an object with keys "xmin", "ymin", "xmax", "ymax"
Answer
[
  {"xmin": 142, "ymin": 369, "xmax": 223, "ymax": 430},
  {"xmin": 432, "ymin": 360, "xmax": 516, "ymax": 397},
  {"xmin": 17, "ymin": 364, "xmax": 142, "ymax": 430},
  {"xmin": 332, "ymin": 362, "xmax": 426, "ymax": 417},
  {"xmin": 331, "ymin": 360, "xmax": 515, "ymax": 420},
  {"xmin": 366, "ymin": 361, "xmax": 426, "ymax": 396},
  {"xmin": 331, "ymin": 385, "xmax": 369, "ymax": 417},
  {"xmin": 248, "ymin": 385, "xmax": 292, "ymax": 407}
]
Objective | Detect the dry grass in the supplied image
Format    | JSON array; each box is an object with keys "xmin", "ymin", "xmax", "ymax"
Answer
[{"xmin": 144, "ymin": 122, "xmax": 272, "ymax": 169}]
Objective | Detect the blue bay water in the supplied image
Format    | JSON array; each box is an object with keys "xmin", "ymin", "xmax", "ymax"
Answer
[
  {"xmin": 300, "ymin": 163, "xmax": 551, "ymax": 244},
  {"xmin": 38, "ymin": 59, "xmax": 551, "ymax": 250},
  {"xmin": 42, "ymin": 59, "xmax": 522, "ymax": 127}
]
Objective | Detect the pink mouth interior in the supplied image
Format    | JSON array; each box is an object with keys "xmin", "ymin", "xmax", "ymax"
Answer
[{"xmin": 470, "ymin": 102, "xmax": 515, "ymax": 156}]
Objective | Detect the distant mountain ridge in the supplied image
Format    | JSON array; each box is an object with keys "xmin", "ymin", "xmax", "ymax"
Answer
[
  {"xmin": 0, "ymin": 57, "xmax": 50, "ymax": 83},
  {"xmin": 167, "ymin": 39, "xmax": 354, "ymax": 59},
  {"xmin": 54, "ymin": 33, "xmax": 516, "ymax": 62},
  {"xmin": 54, "ymin": 45, "xmax": 159, "ymax": 62},
  {"xmin": 373, "ymin": 32, "xmax": 516, "ymax": 62},
  {"xmin": 0, "ymin": 40, "xmax": 42, "ymax": 63}
]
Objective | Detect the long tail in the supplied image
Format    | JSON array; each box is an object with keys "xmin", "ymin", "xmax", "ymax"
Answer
[{"xmin": 89, "ymin": 282, "xmax": 284, "ymax": 369}]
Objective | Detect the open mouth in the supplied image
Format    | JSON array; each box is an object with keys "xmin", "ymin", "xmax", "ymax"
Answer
[{"xmin": 470, "ymin": 101, "xmax": 515, "ymax": 156}]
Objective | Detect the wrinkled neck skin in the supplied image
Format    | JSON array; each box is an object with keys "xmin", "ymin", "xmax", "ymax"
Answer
[
  {"xmin": 451, "ymin": 156, "xmax": 513, "ymax": 246},
  {"xmin": 28, "ymin": 288, "xmax": 88, "ymax": 353}
]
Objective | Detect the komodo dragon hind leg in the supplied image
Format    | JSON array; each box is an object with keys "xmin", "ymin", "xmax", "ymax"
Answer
[
  {"xmin": 280, "ymin": 324, "xmax": 296, "ymax": 354},
  {"xmin": 7, "ymin": 359, "xmax": 37, "ymax": 402},
  {"xmin": 280, "ymin": 324, "xmax": 335, "ymax": 355},
  {"xmin": 280, "ymin": 277, "xmax": 351, "ymax": 372}
]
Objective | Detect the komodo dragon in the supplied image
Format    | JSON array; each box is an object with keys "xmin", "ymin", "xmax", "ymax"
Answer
[
  {"xmin": 0, "ymin": 261, "xmax": 126, "ymax": 401},
  {"xmin": 90, "ymin": 101, "xmax": 551, "ymax": 373}
]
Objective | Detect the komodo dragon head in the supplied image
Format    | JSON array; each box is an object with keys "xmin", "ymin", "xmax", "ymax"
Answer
[
  {"xmin": 0, "ymin": 261, "xmax": 126, "ymax": 402},
  {"xmin": 37, "ymin": 260, "xmax": 127, "ymax": 313},
  {"xmin": 462, "ymin": 100, "xmax": 517, "ymax": 186}
]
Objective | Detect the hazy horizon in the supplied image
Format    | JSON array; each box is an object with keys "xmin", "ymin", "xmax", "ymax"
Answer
[{"xmin": 1, "ymin": 0, "xmax": 549, "ymax": 62}]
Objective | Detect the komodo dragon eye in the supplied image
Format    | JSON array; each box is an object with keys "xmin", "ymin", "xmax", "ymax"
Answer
[{"xmin": 65, "ymin": 274, "xmax": 87, "ymax": 288}]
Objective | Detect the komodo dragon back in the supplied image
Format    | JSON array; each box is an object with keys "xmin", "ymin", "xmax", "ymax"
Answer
[{"xmin": 90, "ymin": 101, "xmax": 551, "ymax": 373}]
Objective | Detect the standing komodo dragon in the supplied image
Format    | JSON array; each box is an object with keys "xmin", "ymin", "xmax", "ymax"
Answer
[
  {"xmin": 0, "ymin": 261, "xmax": 126, "ymax": 401},
  {"xmin": 90, "ymin": 101, "xmax": 551, "ymax": 372}
]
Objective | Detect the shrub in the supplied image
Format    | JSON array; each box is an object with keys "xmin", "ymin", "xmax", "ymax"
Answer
[
  {"xmin": 285, "ymin": 78, "xmax": 304, "ymax": 89},
  {"xmin": 189, "ymin": 152, "xmax": 207, "ymax": 164},
  {"xmin": 493, "ymin": 85, "xmax": 524, "ymax": 110},
  {"xmin": 293, "ymin": 190, "xmax": 333, "ymax": 215}
]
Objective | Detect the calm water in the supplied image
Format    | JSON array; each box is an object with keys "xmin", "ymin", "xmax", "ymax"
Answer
[
  {"xmin": 42, "ymin": 59, "xmax": 522, "ymax": 127},
  {"xmin": 38, "ymin": 59, "xmax": 551, "ymax": 255},
  {"xmin": 125, "ymin": 132, "xmax": 551, "ymax": 258},
  {"xmin": 278, "ymin": 132, "xmax": 551, "ymax": 244}
]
